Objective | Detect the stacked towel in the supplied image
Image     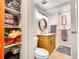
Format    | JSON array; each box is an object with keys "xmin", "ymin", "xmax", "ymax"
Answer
[
  {"xmin": 5, "ymin": 29, "xmax": 21, "ymax": 46},
  {"xmin": 5, "ymin": 13, "xmax": 14, "ymax": 25},
  {"xmin": 7, "ymin": 0, "xmax": 20, "ymax": 11}
]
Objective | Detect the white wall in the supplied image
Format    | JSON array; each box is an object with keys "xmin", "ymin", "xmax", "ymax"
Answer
[
  {"xmin": 48, "ymin": 3, "xmax": 77, "ymax": 59},
  {"xmin": 48, "ymin": 14, "xmax": 58, "ymax": 25},
  {"xmin": 57, "ymin": 10, "xmax": 72, "ymax": 47},
  {"xmin": 48, "ymin": 10, "xmax": 72, "ymax": 48},
  {"xmin": 58, "ymin": 11, "xmax": 71, "ymax": 29},
  {"xmin": 34, "ymin": 9, "xmax": 49, "ymax": 35},
  {"xmin": 48, "ymin": 13, "xmax": 58, "ymax": 33}
]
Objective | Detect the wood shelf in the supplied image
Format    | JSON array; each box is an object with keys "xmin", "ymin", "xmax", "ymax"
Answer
[
  {"xmin": 5, "ymin": 7, "xmax": 21, "ymax": 16},
  {"xmin": 5, "ymin": 42, "xmax": 21, "ymax": 48}
]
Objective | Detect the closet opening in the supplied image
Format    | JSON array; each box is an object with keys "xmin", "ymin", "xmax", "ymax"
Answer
[{"xmin": 4, "ymin": 0, "xmax": 21, "ymax": 59}]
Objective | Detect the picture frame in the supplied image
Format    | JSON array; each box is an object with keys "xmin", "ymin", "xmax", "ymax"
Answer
[{"xmin": 61, "ymin": 15, "xmax": 67, "ymax": 25}]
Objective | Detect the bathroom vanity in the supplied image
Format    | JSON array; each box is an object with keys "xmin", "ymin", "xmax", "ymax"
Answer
[{"xmin": 37, "ymin": 33, "xmax": 56, "ymax": 55}]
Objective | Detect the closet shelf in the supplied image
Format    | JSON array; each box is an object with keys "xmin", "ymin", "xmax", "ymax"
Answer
[
  {"xmin": 5, "ymin": 26, "xmax": 21, "ymax": 29},
  {"xmin": 5, "ymin": 7, "xmax": 21, "ymax": 16},
  {"xmin": 5, "ymin": 42, "xmax": 21, "ymax": 48}
]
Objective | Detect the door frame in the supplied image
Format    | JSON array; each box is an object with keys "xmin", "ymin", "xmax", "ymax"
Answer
[
  {"xmin": 20, "ymin": 0, "xmax": 78, "ymax": 59},
  {"xmin": 20, "ymin": 0, "xmax": 35, "ymax": 59}
]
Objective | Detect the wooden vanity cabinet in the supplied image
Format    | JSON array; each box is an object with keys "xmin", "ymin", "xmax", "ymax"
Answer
[{"xmin": 37, "ymin": 34, "xmax": 55, "ymax": 55}]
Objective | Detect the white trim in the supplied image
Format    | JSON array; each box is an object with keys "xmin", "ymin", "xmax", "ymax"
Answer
[
  {"xmin": 20, "ymin": 0, "xmax": 34, "ymax": 59},
  {"xmin": 71, "ymin": 0, "xmax": 78, "ymax": 59}
]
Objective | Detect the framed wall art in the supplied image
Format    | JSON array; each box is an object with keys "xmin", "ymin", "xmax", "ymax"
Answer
[{"xmin": 61, "ymin": 15, "xmax": 67, "ymax": 25}]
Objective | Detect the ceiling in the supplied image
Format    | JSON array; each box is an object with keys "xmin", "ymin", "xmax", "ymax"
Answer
[{"xmin": 34, "ymin": 0, "xmax": 70, "ymax": 15}]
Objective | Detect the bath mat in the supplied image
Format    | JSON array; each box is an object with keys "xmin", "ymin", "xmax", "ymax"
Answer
[{"xmin": 56, "ymin": 46, "xmax": 71, "ymax": 55}]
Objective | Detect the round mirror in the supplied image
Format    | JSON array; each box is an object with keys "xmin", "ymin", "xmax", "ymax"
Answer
[{"xmin": 39, "ymin": 18, "xmax": 47, "ymax": 31}]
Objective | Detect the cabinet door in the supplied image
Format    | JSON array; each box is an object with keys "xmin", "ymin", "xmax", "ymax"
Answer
[
  {"xmin": 47, "ymin": 38, "xmax": 55, "ymax": 54},
  {"xmin": 0, "ymin": 0, "xmax": 4, "ymax": 59}
]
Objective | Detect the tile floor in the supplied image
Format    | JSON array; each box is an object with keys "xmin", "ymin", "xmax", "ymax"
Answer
[{"xmin": 49, "ymin": 49, "xmax": 73, "ymax": 59}]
